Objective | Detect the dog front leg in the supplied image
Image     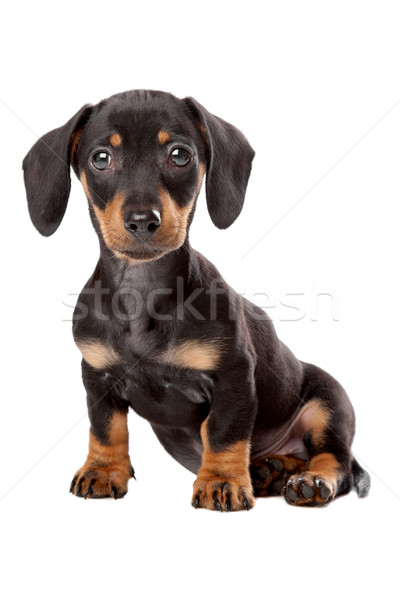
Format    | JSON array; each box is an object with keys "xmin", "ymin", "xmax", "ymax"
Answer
[
  {"xmin": 70, "ymin": 361, "xmax": 134, "ymax": 499},
  {"xmin": 192, "ymin": 360, "xmax": 257, "ymax": 511}
]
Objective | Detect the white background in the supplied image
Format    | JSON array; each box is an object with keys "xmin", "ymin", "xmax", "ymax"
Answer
[{"xmin": 1, "ymin": 1, "xmax": 399, "ymax": 598}]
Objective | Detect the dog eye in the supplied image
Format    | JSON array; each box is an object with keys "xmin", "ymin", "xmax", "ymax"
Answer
[
  {"xmin": 91, "ymin": 151, "xmax": 111, "ymax": 171},
  {"xmin": 170, "ymin": 148, "xmax": 191, "ymax": 167}
]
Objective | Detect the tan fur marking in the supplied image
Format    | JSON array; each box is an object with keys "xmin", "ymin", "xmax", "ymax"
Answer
[
  {"xmin": 199, "ymin": 422, "xmax": 251, "ymax": 480},
  {"xmin": 251, "ymin": 454, "xmax": 307, "ymax": 497},
  {"xmin": 158, "ymin": 163, "xmax": 205, "ymax": 249},
  {"xmin": 81, "ymin": 179, "xmax": 143, "ymax": 259},
  {"xmin": 76, "ymin": 339, "xmax": 120, "ymax": 369},
  {"xmin": 299, "ymin": 398, "xmax": 331, "ymax": 446},
  {"xmin": 80, "ymin": 170, "xmax": 92, "ymax": 201},
  {"xmin": 111, "ymin": 250, "xmax": 160, "ymax": 264},
  {"xmin": 71, "ymin": 412, "xmax": 132, "ymax": 498},
  {"xmin": 196, "ymin": 162, "xmax": 206, "ymax": 195},
  {"xmin": 158, "ymin": 188, "xmax": 194, "ymax": 248},
  {"xmin": 70, "ymin": 127, "xmax": 84, "ymax": 163},
  {"xmin": 160, "ymin": 340, "xmax": 220, "ymax": 370},
  {"xmin": 307, "ymin": 453, "xmax": 340, "ymax": 480},
  {"xmin": 91, "ymin": 191, "xmax": 128, "ymax": 246},
  {"xmin": 196, "ymin": 121, "xmax": 208, "ymax": 147},
  {"xmin": 109, "ymin": 133, "xmax": 122, "ymax": 147},
  {"xmin": 284, "ymin": 452, "xmax": 340, "ymax": 505},
  {"xmin": 87, "ymin": 412, "xmax": 129, "ymax": 464},
  {"xmin": 87, "ymin": 190, "xmax": 163, "ymax": 263},
  {"xmin": 158, "ymin": 130, "xmax": 171, "ymax": 144},
  {"xmin": 82, "ymin": 163, "xmax": 205, "ymax": 264},
  {"xmin": 192, "ymin": 419, "xmax": 255, "ymax": 510}
]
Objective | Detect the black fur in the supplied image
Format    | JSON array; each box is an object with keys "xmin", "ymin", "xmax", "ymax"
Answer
[
  {"xmin": 351, "ymin": 458, "xmax": 371, "ymax": 498},
  {"xmin": 23, "ymin": 89, "xmax": 370, "ymax": 508},
  {"xmin": 183, "ymin": 97, "xmax": 255, "ymax": 228},
  {"xmin": 23, "ymin": 104, "xmax": 93, "ymax": 236}
]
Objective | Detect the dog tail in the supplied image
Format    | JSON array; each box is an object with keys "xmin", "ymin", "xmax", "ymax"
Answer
[{"xmin": 351, "ymin": 457, "xmax": 371, "ymax": 498}]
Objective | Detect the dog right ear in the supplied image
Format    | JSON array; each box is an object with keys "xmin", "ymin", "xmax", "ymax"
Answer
[{"xmin": 22, "ymin": 104, "xmax": 93, "ymax": 236}]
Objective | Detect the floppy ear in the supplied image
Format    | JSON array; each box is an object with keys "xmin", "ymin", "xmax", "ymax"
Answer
[
  {"xmin": 184, "ymin": 97, "xmax": 255, "ymax": 229},
  {"xmin": 22, "ymin": 104, "xmax": 93, "ymax": 236}
]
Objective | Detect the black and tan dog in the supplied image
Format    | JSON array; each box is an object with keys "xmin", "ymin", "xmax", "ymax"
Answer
[{"xmin": 23, "ymin": 90, "xmax": 370, "ymax": 510}]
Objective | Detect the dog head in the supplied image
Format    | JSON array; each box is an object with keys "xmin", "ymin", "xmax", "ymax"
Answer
[{"xmin": 23, "ymin": 90, "xmax": 255, "ymax": 263}]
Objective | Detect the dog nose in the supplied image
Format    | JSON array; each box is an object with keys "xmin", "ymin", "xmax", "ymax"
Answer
[{"xmin": 124, "ymin": 210, "xmax": 161, "ymax": 236}]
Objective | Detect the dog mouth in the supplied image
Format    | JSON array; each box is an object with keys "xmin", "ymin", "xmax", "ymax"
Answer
[
  {"xmin": 113, "ymin": 238, "xmax": 173, "ymax": 262},
  {"xmin": 114, "ymin": 223, "xmax": 189, "ymax": 261},
  {"xmin": 117, "ymin": 247, "xmax": 168, "ymax": 262}
]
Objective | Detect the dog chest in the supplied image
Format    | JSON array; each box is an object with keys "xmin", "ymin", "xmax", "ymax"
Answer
[{"xmin": 112, "ymin": 358, "xmax": 213, "ymax": 428}]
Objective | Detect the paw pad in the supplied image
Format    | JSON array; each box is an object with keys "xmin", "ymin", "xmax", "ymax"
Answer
[{"xmin": 284, "ymin": 473, "xmax": 334, "ymax": 506}]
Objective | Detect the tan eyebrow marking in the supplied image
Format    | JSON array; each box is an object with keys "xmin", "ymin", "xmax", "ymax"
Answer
[
  {"xmin": 158, "ymin": 130, "xmax": 171, "ymax": 144},
  {"xmin": 109, "ymin": 133, "xmax": 122, "ymax": 147}
]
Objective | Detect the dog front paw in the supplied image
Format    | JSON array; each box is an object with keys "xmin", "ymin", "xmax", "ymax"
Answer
[
  {"xmin": 70, "ymin": 464, "xmax": 135, "ymax": 499},
  {"xmin": 192, "ymin": 477, "xmax": 255, "ymax": 512}
]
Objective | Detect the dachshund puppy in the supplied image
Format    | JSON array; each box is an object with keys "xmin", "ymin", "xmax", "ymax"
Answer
[{"xmin": 23, "ymin": 90, "xmax": 370, "ymax": 510}]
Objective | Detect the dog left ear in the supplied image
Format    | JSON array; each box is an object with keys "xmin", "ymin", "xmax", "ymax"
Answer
[
  {"xmin": 184, "ymin": 97, "xmax": 255, "ymax": 229},
  {"xmin": 22, "ymin": 104, "xmax": 93, "ymax": 236}
]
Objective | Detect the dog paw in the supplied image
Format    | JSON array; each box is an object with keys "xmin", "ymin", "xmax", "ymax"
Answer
[
  {"xmin": 284, "ymin": 472, "xmax": 335, "ymax": 507},
  {"xmin": 250, "ymin": 457, "xmax": 288, "ymax": 496},
  {"xmin": 192, "ymin": 478, "xmax": 255, "ymax": 512},
  {"xmin": 70, "ymin": 464, "xmax": 135, "ymax": 499},
  {"xmin": 251, "ymin": 455, "xmax": 307, "ymax": 497}
]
